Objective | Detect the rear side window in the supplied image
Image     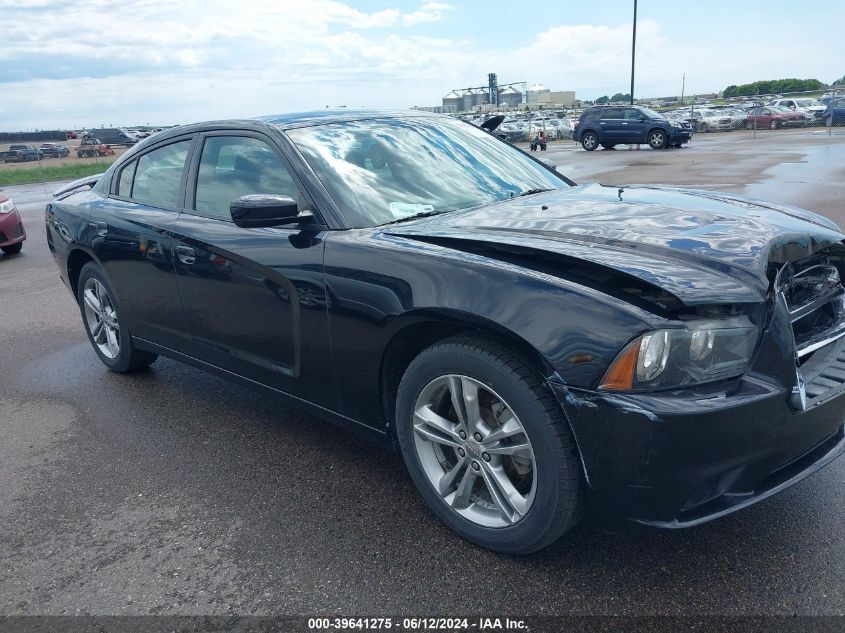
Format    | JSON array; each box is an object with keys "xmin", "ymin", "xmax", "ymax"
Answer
[
  {"xmin": 193, "ymin": 136, "xmax": 302, "ymax": 221},
  {"xmin": 117, "ymin": 160, "xmax": 136, "ymax": 196},
  {"xmin": 601, "ymin": 108, "xmax": 624, "ymax": 119},
  {"xmin": 131, "ymin": 140, "xmax": 192, "ymax": 208}
]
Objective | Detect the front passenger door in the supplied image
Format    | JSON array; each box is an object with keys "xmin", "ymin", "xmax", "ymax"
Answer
[{"xmin": 171, "ymin": 132, "xmax": 334, "ymax": 408}]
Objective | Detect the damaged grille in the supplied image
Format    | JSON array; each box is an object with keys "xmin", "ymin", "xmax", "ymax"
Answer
[{"xmin": 782, "ymin": 264, "xmax": 845, "ymax": 358}]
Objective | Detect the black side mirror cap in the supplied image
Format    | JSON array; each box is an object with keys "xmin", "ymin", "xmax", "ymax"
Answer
[{"xmin": 230, "ymin": 194, "xmax": 312, "ymax": 228}]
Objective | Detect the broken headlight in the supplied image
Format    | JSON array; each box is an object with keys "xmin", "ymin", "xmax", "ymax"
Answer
[{"xmin": 600, "ymin": 317, "xmax": 760, "ymax": 391}]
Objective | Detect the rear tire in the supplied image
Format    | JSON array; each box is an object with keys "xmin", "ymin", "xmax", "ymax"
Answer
[
  {"xmin": 76, "ymin": 262, "xmax": 158, "ymax": 373},
  {"xmin": 395, "ymin": 335, "xmax": 584, "ymax": 554},
  {"xmin": 1, "ymin": 242, "xmax": 23, "ymax": 255},
  {"xmin": 580, "ymin": 132, "xmax": 598, "ymax": 151}
]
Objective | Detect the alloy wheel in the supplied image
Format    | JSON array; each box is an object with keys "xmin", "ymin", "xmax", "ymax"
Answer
[
  {"xmin": 82, "ymin": 278, "xmax": 120, "ymax": 359},
  {"xmin": 411, "ymin": 374, "xmax": 537, "ymax": 528},
  {"xmin": 649, "ymin": 131, "xmax": 666, "ymax": 148}
]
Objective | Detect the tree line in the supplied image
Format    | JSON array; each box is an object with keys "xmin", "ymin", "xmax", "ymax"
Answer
[
  {"xmin": 722, "ymin": 78, "xmax": 827, "ymax": 97},
  {"xmin": 595, "ymin": 93, "xmax": 632, "ymax": 104}
]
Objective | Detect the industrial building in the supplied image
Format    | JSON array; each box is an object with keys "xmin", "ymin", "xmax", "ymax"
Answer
[{"xmin": 430, "ymin": 74, "xmax": 576, "ymax": 113}]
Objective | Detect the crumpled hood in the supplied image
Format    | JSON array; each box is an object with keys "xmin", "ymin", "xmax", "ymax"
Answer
[{"xmin": 386, "ymin": 184, "xmax": 845, "ymax": 305}]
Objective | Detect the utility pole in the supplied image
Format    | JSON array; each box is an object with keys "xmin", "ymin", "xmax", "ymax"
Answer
[
  {"xmin": 681, "ymin": 73, "xmax": 685, "ymax": 104},
  {"xmin": 630, "ymin": 0, "xmax": 637, "ymax": 105}
]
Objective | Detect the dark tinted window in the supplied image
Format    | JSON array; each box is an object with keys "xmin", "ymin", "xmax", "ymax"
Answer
[
  {"xmin": 117, "ymin": 160, "xmax": 136, "ymax": 196},
  {"xmin": 194, "ymin": 136, "xmax": 301, "ymax": 220},
  {"xmin": 624, "ymin": 109, "xmax": 641, "ymax": 120},
  {"xmin": 601, "ymin": 108, "xmax": 624, "ymax": 119},
  {"xmin": 132, "ymin": 140, "xmax": 192, "ymax": 208}
]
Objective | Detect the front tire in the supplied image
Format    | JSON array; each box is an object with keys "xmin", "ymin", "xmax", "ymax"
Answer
[
  {"xmin": 647, "ymin": 129, "xmax": 668, "ymax": 149},
  {"xmin": 396, "ymin": 335, "xmax": 583, "ymax": 554},
  {"xmin": 580, "ymin": 132, "xmax": 598, "ymax": 151},
  {"xmin": 76, "ymin": 262, "xmax": 158, "ymax": 372}
]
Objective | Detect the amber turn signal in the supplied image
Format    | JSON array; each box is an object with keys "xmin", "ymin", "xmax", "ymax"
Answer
[{"xmin": 599, "ymin": 339, "xmax": 640, "ymax": 391}]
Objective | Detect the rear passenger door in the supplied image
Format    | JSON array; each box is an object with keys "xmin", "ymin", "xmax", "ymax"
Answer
[
  {"xmin": 170, "ymin": 130, "xmax": 334, "ymax": 407},
  {"xmin": 599, "ymin": 107, "xmax": 625, "ymax": 141},
  {"xmin": 94, "ymin": 135, "xmax": 195, "ymax": 350}
]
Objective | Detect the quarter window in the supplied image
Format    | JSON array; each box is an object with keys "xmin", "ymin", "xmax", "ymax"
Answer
[
  {"xmin": 131, "ymin": 140, "xmax": 192, "ymax": 208},
  {"xmin": 117, "ymin": 159, "xmax": 137, "ymax": 197},
  {"xmin": 194, "ymin": 136, "xmax": 301, "ymax": 220}
]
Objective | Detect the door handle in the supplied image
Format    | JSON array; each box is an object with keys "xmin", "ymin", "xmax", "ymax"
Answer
[{"xmin": 176, "ymin": 245, "xmax": 196, "ymax": 265}]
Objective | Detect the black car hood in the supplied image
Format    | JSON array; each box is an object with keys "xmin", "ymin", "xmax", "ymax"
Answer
[{"xmin": 386, "ymin": 184, "xmax": 845, "ymax": 306}]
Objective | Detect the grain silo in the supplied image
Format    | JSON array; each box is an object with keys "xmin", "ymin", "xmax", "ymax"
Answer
[{"xmin": 442, "ymin": 90, "xmax": 464, "ymax": 112}]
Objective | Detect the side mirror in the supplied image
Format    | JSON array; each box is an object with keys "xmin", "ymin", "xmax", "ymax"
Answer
[
  {"xmin": 230, "ymin": 194, "xmax": 309, "ymax": 228},
  {"xmin": 639, "ymin": 115, "xmax": 647, "ymax": 122}
]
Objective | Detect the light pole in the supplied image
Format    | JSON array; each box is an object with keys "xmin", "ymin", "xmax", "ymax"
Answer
[{"xmin": 630, "ymin": 0, "xmax": 637, "ymax": 105}]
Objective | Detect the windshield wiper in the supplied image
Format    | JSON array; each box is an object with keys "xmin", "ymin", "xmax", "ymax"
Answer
[
  {"xmin": 513, "ymin": 188, "xmax": 554, "ymax": 198},
  {"xmin": 379, "ymin": 210, "xmax": 448, "ymax": 226}
]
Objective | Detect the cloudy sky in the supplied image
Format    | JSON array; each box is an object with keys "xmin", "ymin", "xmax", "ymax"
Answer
[{"xmin": 2, "ymin": 0, "xmax": 843, "ymax": 129}]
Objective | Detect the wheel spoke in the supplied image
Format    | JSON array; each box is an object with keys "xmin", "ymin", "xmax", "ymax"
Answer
[
  {"xmin": 482, "ymin": 417, "xmax": 523, "ymax": 445},
  {"xmin": 91, "ymin": 319, "xmax": 105, "ymax": 342},
  {"xmin": 478, "ymin": 461, "xmax": 529, "ymax": 523},
  {"xmin": 105, "ymin": 325, "xmax": 119, "ymax": 356},
  {"xmin": 437, "ymin": 458, "xmax": 467, "ymax": 496},
  {"xmin": 413, "ymin": 405, "xmax": 461, "ymax": 448},
  {"xmin": 446, "ymin": 465, "xmax": 477, "ymax": 510},
  {"xmin": 458, "ymin": 377, "xmax": 482, "ymax": 435},
  {"xmin": 447, "ymin": 376, "xmax": 467, "ymax": 427},
  {"xmin": 83, "ymin": 288, "xmax": 102, "ymax": 314},
  {"xmin": 484, "ymin": 440, "xmax": 533, "ymax": 460}
]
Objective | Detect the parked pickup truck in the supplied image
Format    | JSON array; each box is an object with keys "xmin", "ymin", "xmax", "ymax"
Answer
[
  {"xmin": 76, "ymin": 138, "xmax": 109, "ymax": 158},
  {"xmin": 1, "ymin": 144, "xmax": 42, "ymax": 163}
]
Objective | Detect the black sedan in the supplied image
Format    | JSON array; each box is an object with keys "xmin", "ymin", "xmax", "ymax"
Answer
[{"xmin": 45, "ymin": 111, "xmax": 845, "ymax": 553}]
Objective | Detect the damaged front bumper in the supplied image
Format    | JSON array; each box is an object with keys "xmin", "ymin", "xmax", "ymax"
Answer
[{"xmin": 550, "ymin": 297, "xmax": 845, "ymax": 528}]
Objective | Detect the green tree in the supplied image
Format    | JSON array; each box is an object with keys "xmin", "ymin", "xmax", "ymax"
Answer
[
  {"xmin": 723, "ymin": 78, "xmax": 825, "ymax": 98},
  {"xmin": 595, "ymin": 95, "xmax": 609, "ymax": 104},
  {"xmin": 610, "ymin": 93, "xmax": 632, "ymax": 102}
]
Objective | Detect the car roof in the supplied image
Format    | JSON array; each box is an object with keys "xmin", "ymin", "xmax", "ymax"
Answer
[{"xmin": 150, "ymin": 110, "xmax": 442, "ymax": 140}]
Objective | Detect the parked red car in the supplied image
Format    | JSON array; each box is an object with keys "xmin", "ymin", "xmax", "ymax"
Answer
[
  {"xmin": 66, "ymin": 131, "xmax": 78, "ymax": 139},
  {"xmin": 745, "ymin": 106, "xmax": 806, "ymax": 129},
  {"xmin": 0, "ymin": 195, "xmax": 26, "ymax": 255}
]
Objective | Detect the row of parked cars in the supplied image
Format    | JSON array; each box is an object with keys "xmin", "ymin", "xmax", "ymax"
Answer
[
  {"xmin": 1, "ymin": 128, "xmax": 145, "ymax": 163},
  {"xmin": 1, "ymin": 143, "xmax": 71, "ymax": 162},
  {"xmin": 664, "ymin": 97, "xmax": 842, "ymax": 132}
]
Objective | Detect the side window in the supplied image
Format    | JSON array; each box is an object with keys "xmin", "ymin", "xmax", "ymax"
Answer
[
  {"xmin": 131, "ymin": 140, "xmax": 192, "ymax": 208},
  {"xmin": 601, "ymin": 108, "xmax": 623, "ymax": 119},
  {"xmin": 194, "ymin": 136, "xmax": 302, "ymax": 221},
  {"xmin": 624, "ymin": 109, "xmax": 640, "ymax": 120},
  {"xmin": 117, "ymin": 159, "xmax": 137, "ymax": 197}
]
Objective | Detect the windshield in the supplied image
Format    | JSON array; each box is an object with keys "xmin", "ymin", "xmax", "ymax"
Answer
[
  {"xmin": 637, "ymin": 107, "xmax": 666, "ymax": 120},
  {"xmin": 287, "ymin": 117, "xmax": 567, "ymax": 228}
]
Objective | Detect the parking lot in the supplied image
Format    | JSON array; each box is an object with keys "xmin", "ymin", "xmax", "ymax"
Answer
[{"xmin": 1, "ymin": 130, "xmax": 844, "ymax": 617}]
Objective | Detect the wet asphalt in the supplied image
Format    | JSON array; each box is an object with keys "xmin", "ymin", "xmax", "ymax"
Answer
[{"xmin": 1, "ymin": 131, "xmax": 844, "ymax": 617}]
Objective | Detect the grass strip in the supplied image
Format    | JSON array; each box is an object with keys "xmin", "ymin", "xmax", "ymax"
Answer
[{"xmin": 0, "ymin": 162, "xmax": 114, "ymax": 187}]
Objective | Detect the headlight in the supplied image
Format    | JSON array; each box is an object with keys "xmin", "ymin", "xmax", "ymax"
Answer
[
  {"xmin": 600, "ymin": 317, "xmax": 760, "ymax": 391},
  {"xmin": 0, "ymin": 199, "xmax": 15, "ymax": 214},
  {"xmin": 670, "ymin": 120, "xmax": 682, "ymax": 128}
]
